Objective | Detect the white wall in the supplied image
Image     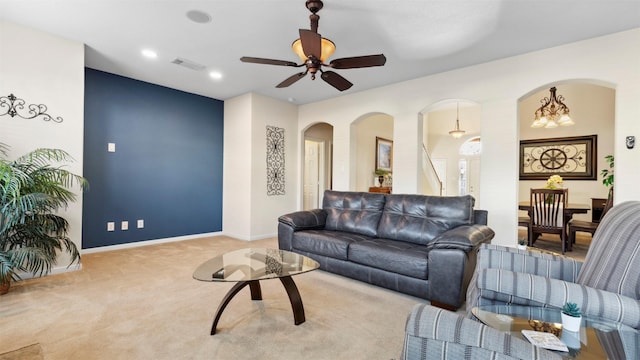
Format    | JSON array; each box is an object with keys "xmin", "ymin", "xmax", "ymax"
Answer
[
  {"xmin": 223, "ymin": 94, "xmax": 253, "ymax": 240},
  {"xmin": 223, "ymin": 93, "xmax": 298, "ymax": 240},
  {"xmin": 0, "ymin": 21, "xmax": 84, "ymax": 269},
  {"xmin": 296, "ymin": 28, "xmax": 640, "ymax": 247}
]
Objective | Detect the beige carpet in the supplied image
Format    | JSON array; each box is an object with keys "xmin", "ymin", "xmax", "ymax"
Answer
[
  {"xmin": 0, "ymin": 236, "xmax": 424, "ymax": 360},
  {"xmin": 0, "ymin": 344, "xmax": 43, "ymax": 360}
]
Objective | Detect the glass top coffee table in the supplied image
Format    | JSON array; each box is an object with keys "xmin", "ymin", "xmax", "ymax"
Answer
[
  {"xmin": 472, "ymin": 305, "xmax": 639, "ymax": 359},
  {"xmin": 193, "ymin": 248, "xmax": 319, "ymax": 335}
]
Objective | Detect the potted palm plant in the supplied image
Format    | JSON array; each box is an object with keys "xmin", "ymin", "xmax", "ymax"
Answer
[{"xmin": 0, "ymin": 143, "xmax": 87, "ymax": 294}]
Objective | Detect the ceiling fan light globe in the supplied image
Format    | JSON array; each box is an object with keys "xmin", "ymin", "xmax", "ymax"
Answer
[{"xmin": 292, "ymin": 37, "xmax": 335, "ymax": 62}]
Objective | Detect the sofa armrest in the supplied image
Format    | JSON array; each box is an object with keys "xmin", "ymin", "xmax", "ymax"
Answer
[
  {"xmin": 430, "ymin": 224, "xmax": 495, "ymax": 252},
  {"xmin": 278, "ymin": 209, "xmax": 327, "ymax": 230},
  {"xmin": 278, "ymin": 209, "xmax": 327, "ymax": 251},
  {"xmin": 473, "ymin": 209, "xmax": 488, "ymax": 225}
]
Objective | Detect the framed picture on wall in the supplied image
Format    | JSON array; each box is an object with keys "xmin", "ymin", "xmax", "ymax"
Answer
[
  {"xmin": 375, "ymin": 137, "xmax": 393, "ymax": 172},
  {"xmin": 519, "ymin": 135, "xmax": 597, "ymax": 180}
]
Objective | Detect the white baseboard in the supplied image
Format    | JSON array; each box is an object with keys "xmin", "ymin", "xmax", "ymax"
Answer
[
  {"xmin": 221, "ymin": 232, "xmax": 276, "ymax": 241},
  {"xmin": 81, "ymin": 231, "xmax": 223, "ymax": 254},
  {"xmin": 18, "ymin": 231, "xmax": 269, "ymax": 278},
  {"xmin": 15, "ymin": 263, "xmax": 83, "ymax": 280}
]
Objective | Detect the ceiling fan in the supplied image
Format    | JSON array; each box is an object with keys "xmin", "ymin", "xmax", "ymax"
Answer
[{"xmin": 240, "ymin": 0, "xmax": 386, "ymax": 91}]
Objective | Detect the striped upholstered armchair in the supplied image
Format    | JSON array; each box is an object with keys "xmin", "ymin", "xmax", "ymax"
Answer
[
  {"xmin": 467, "ymin": 200, "xmax": 640, "ymax": 329},
  {"xmin": 402, "ymin": 201, "xmax": 640, "ymax": 359}
]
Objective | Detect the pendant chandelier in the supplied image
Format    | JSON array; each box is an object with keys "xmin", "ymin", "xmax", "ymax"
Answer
[
  {"xmin": 449, "ymin": 102, "xmax": 466, "ymax": 138},
  {"xmin": 531, "ymin": 87, "xmax": 574, "ymax": 128}
]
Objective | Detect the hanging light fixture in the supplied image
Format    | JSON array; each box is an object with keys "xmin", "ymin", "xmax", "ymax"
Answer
[
  {"xmin": 292, "ymin": 37, "xmax": 336, "ymax": 63},
  {"xmin": 531, "ymin": 87, "xmax": 574, "ymax": 128},
  {"xmin": 449, "ymin": 102, "xmax": 466, "ymax": 138},
  {"xmin": 291, "ymin": 2, "xmax": 336, "ymax": 63}
]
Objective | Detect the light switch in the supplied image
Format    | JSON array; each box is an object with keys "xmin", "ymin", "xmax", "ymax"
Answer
[
  {"xmin": 108, "ymin": 143, "xmax": 116, "ymax": 152},
  {"xmin": 121, "ymin": 221, "xmax": 128, "ymax": 230}
]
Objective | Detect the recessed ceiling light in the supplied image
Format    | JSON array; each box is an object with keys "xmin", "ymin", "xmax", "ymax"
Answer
[
  {"xmin": 209, "ymin": 71, "xmax": 223, "ymax": 80},
  {"xmin": 141, "ymin": 49, "xmax": 158, "ymax": 59},
  {"xmin": 186, "ymin": 10, "xmax": 212, "ymax": 24}
]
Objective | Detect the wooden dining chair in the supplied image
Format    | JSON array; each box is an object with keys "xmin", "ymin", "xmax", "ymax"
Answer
[
  {"xmin": 568, "ymin": 192, "xmax": 614, "ymax": 250},
  {"xmin": 529, "ymin": 188, "xmax": 568, "ymax": 254}
]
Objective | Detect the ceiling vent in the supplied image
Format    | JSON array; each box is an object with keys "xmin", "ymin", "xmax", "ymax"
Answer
[{"xmin": 171, "ymin": 57, "xmax": 206, "ymax": 71}]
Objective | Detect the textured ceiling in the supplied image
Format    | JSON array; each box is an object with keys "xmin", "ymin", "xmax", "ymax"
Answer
[{"xmin": 2, "ymin": 0, "xmax": 639, "ymax": 104}]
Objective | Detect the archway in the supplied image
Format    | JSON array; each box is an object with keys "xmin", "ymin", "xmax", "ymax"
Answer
[
  {"xmin": 518, "ymin": 82, "xmax": 615, "ymax": 218},
  {"xmin": 420, "ymin": 99, "xmax": 482, "ymax": 202},
  {"xmin": 517, "ymin": 81, "xmax": 615, "ymax": 254}
]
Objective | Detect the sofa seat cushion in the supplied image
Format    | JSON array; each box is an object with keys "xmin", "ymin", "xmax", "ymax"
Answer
[
  {"xmin": 292, "ymin": 230, "xmax": 372, "ymax": 260},
  {"xmin": 348, "ymin": 238, "xmax": 430, "ymax": 279}
]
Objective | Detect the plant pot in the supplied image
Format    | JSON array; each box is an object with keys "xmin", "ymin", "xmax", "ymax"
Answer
[
  {"xmin": 560, "ymin": 329, "xmax": 581, "ymax": 349},
  {"xmin": 517, "ymin": 244, "xmax": 527, "ymax": 250},
  {"xmin": 561, "ymin": 313, "xmax": 582, "ymax": 332}
]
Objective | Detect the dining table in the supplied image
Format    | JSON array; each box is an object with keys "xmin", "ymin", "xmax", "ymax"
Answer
[{"xmin": 518, "ymin": 201, "xmax": 590, "ymax": 251}]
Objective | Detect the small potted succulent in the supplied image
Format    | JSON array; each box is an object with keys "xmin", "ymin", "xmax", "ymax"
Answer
[
  {"xmin": 517, "ymin": 237, "xmax": 527, "ymax": 250},
  {"xmin": 561, "ymin": 302, "xmax": 582, "ymax": 332}
]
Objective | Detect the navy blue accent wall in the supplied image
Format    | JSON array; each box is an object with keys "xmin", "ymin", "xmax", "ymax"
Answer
[{"xmin": 83, "ymin": 68, "xmax": 224, "ymax": 249}]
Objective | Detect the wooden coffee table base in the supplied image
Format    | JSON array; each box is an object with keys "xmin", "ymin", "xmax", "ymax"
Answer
[{"xmin": 210, "ymin": 275, "xmax": 305, "ymax": 335}]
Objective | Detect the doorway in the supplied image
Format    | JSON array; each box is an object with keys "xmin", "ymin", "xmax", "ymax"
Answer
[
  {"xmin": 303, "ymin": 123, "xmax": 333, "ymax": 210},
  {"xmin": 304, "ymin": 139, "xmax": 324, "ymax": 210}
]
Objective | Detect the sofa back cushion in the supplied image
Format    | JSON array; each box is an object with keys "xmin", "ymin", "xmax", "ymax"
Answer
[
  {"xmin": 323, "ymin": 190, "xmax": 386, "ymax": 237},
  {"xmin": 377, "ymin": 194, "xmax": 475, "ymax": 245}
]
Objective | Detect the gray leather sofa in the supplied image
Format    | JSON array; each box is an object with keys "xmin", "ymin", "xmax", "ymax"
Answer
[{"xmin": 278, "ymin": 190, "xmax": 495, "ymax": 309}]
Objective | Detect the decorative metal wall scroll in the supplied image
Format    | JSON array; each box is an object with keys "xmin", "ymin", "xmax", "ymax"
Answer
[
  {"xmin": 520, "ymin": 135, "xmax": 597, "ymax": 180},
  {"xmin": 266, "ymin": 125, "xmax": 285, "ymax": 195},
  {"xmin": 0, "ymin": 94, "xmax": 64, "ymax": 123}
]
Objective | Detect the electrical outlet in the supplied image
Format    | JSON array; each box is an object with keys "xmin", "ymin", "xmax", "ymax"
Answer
[
  {"xmin": 121, "ymin": 221, "xmax": 128, "ymax": 231},
  {"xmin": 137, "ymin": 219, "xmax": 144, "ymax": 228},
  {"xmin": 108, "ymin": 143, "xmax": 116, "ymax": 152},
  {"xmin": 107, "ymin": 222, "xmax": 115, "ymax": 231}
]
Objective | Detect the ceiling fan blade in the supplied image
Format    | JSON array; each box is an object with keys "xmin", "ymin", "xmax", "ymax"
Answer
[
  {"xmin": 240, "ymin": 56, "xmax": 298, "ymax": 67},
  {"xmin": 276, "ymin": 72, "xmax": 307, "ymax": 88},
  {"xmin": 329, "ymin": 54, "xmax": 387, "ymax": 69},
  {"xmin": 299, "ymin": 29, "xmax": 321, "ymax": 59},
  {"xmin": 321, "ymin": 71, "xmax": 353, "ymax": 91}
]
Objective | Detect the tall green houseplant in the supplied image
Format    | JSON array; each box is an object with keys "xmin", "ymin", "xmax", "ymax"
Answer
[{"xmin": 0, "ymin": 143, "xmax": 87, "ymax": 294}]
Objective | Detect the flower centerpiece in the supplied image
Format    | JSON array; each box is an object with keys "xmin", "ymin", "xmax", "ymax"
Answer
[{"xmin": 545, "ymin": 175, "xmax": 563, "ymax": 189}]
